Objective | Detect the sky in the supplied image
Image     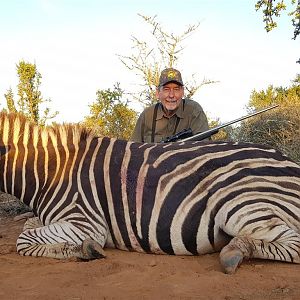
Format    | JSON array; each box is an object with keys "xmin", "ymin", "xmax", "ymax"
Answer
[{"xmin": 0, "ymin": 0, "xmax": 299, "ymax": 124}]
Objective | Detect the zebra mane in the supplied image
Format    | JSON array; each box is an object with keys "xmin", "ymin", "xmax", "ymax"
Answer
[{"xmin": 0, "ymin": 111, "xmax": 97, "ymax": 146}]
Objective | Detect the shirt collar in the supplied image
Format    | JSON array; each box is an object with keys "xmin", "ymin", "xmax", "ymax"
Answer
[{"xmin": 156, "ymin": 99, "xmax": 184, "ymax": 120}]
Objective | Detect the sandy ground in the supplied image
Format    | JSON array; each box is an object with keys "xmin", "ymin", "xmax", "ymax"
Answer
[{"xmin": 0, "ymin": 216, "xmax": 300, "ymax": 300}]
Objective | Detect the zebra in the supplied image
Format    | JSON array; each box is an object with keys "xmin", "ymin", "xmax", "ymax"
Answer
[{"xmin": 0, "ymin": 112, "xmax": 300, "ymax": 274}]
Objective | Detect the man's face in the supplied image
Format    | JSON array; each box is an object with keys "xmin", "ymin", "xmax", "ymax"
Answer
[{"xmin": 156, "ymin": 82, "xmax": 184, "ymax": 115}]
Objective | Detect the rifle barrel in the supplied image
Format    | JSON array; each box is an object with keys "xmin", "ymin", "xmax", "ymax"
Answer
[{"xmin": 181, "ymin": 104, "xmax": 279, "ymax": 142}]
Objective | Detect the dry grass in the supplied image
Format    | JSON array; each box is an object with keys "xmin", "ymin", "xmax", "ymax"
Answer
[
  {"xmin": 232, "ymin": 107, "xmax": 300, "ymax": 164},
  {"xmin": 0, "ymin": 192, "xmax": 31, "ymax": 218}
]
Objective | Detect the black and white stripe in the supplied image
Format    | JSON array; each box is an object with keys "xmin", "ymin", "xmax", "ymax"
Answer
[{"xmin": 0, "ymin": 112, "xmax": 300, "ymax": 273}]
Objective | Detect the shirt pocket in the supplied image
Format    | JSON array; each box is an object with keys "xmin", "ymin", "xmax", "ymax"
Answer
[{"xmin": 144, "ymin": 134, "xmax": 163, "ymax": 143}]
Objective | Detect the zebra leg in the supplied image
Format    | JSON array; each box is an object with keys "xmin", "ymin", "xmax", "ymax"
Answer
[
  {"xmin": 17, "ymin": 220, "xmax": 106, "ymax": 260},
  {"xmin": 219, "ymin": 237, "xmax": 251, "ymax": 274},
  {"xmin": 13, "ymin": 211, "xmax": 35, "ymax": 221},
  {"xmin": 23, "ymin": 217, "xmax": 43, "ymax": 231},
  {"xmin": 220, "ymin": 226, "xmax": 300, "ymax": 274}
]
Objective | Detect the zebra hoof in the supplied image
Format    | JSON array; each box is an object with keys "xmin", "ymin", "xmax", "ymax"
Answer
[
  {"xmin": 82, "ymin": 238, "xmax": 106, "ymax": 260},
  {"xmin": 219, "ymin": 245, "xmax": 243, "ymax": 274}
]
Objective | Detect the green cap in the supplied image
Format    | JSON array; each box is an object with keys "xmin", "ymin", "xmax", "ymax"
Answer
[{"xmin": 158, "ymin": 68, "xmax": 183, "ymax": 87}]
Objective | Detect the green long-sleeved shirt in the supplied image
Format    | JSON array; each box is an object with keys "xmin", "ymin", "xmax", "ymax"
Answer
[{"xmin": 130, "ymin": 98, "xmax": 209, "ymax": 143}]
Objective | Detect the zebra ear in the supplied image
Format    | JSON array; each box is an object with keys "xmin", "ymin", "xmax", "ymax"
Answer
[{"xmin": 0, "ymin": 145, "xmax": 9, "ymax": 156}]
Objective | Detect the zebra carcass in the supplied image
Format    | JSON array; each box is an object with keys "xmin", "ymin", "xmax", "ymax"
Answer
[{"xmin": 0, "ymin": 112, "xmax": 300, "ymax": 274}]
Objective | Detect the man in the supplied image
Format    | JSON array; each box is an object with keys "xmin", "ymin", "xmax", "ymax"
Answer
[{"xmin": 130, "ymin": 67, "xmax": 209, "ymax": 143}]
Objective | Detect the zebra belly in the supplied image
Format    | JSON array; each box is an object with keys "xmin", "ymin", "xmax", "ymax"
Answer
[{"xmin": 107, "ymin": 217, "xmax": 227, "ymax": 255}]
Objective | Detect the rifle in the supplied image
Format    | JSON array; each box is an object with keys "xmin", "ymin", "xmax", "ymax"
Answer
[
  {"xmin": 160, "ymin": 128, "xmax": 193, "ymax": 143},
  {"xmin": 161, "ymin": 105, "xmax": 279, "ymax": 143}
]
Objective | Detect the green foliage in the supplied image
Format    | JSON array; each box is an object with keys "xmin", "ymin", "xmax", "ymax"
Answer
[
  {"xmin": 233, "ymin": 74, "xmax": 300, "ymax": 163},
  {"xmin": 4, "ymin": 88, "xmax": 17, "ymax": 113},
  {"xmin": 4, "ymin": 60, "xmax": 58, "ymax": 125},
  {"xmin": 83, "ymin": 84, "xmax": 138, "ymax": 140},
  {"xmin": 248, "ymin": 74, "xmax": 300, "ymax": 109},
  {"xmin": 207, "ymin": 118, "xmax": 229, "ymax": 141},
  {"xmin": 255, "ymin": 0, "xmax": 300, "ymax": 39}
]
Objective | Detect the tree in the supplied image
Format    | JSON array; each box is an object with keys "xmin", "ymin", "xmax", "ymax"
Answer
[
  {"xmin": 4, "ymin": 60, "xmax": 58, "ymax": 125},
  {"xmin": 255, "ymin": 0, "xmax": 300, "ymax": 40},
  {"xmin": 232, "ymin": 74, "xmax": 300, "ymax": 163},
  {"xmin": 207, "ymin": 117, "xmax": 229, "ymax": 141},
  {"xmin": 83, "ymin": 83, "xmax": 138, "ymax": 140},
  {"xmin": 247, "ymin": 74, "xmax": 300, "ymax": 109},
  {"xmin": 4, "ymin": 88, "xmax": 17, "ymax": 113},
  {"xmin": 118, "ymin": 14, "xmax": 216, "ymax": 107}
]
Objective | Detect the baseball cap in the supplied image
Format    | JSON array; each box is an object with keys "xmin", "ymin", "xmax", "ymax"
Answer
[{"xmin": 158, "ymin": 68, "xmax": 184, "ymax": 87}]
